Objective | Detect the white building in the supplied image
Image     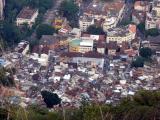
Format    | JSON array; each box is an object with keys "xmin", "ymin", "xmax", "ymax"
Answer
[
  {"xmin": 97, "ymin": 42, "xmax": 106, "ymax": 54},
  {"xmin": 30, "ymin": 53, "xmax": 49, "ymax": 66},
  {"xmin": 82, "ymin": 0, "xmax": 125, "ymax": 32},
  {"xmin": 145, "ymin": 12, "xmax": 158, "ymax": 30},
  {"xmin": 134, "ymin": 1, "xmax": 149, "ymax": 12},
  {"xmin": 16, "ymin": 7, "xmax": 38, "ymax": 27},
  {"xmin": 79, "ymin": 16, "xmax": 94, "ymax": 31},
  {"xmin": 106, "ymin": 24, "xmax": 136, "ymax": 44},
  {"xmin": 103, "ymin": 17, "xmax": 118, "ymax": 32},
  {"xmin": 69, "ymin": 28, "xmax": 81, "ymax": 38},
  {"xmin": 145, "ymin": 0, "xmax": 160, "ymax": 30},
  {"xmin": 61, "ymin": 52, "xmax": 105, "ymax": 69},
  {"xmin": 103, "ymin": 1, "xmax": 125, "ymax": 31},
  {"xmin": 79, "ymin": 40, "xmax": 94, "ymax": 53},
  {"xmin": 73, "ymin": 57, "xmax": 104, "ymax": 68}
]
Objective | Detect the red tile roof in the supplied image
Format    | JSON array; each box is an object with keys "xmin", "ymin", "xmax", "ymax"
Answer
[
  {"xmin": 17, "ymin": 7, "xmax": 37, "ymax": 19},
  {"xmin": 61, "ymin": 51, "xmax": 105, "ymax": 58}
]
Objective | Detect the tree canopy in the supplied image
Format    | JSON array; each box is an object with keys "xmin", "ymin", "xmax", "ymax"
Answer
[
  {"xmin": 131, "ymin": 56, "xmax": 144, "ymax": 68},
  {"xmin": 131, "ymin": 47, "xmax": 152, "ymax": 68},
  {"xmin": 137, "ymin": 22, "xmax": 145, "ymax": 33},
  {"xmin": 28, "ymin": 0, "xmax": 53, "ymax": 13},
  {"xmin": 86, "ymin": 25, "xmax": 105, "ymax": 35},
  {"xmin": 41, "ymin": 90, "xmax": 61, "ymax": 108},
  {"xmin": 139, "ymin": 47, "xmax": 152, "ymax": 58},
  {"xmin": 1, "ymin": 21, "xmax": 21, "ymax": 45},
  {"xmin": 59, "ymin": 0, "xmax": 79, "ymax": 27},
  {"xmin": 36, "ymin": 24, "xmax": 55, "ymax": 39},
  {"xmin": 147, "ymin": 28, "xmax": 159, "ymax": 37},
  {"xmin": 2, "ymin": 0, "xmax": 53, "ymax": 47}
]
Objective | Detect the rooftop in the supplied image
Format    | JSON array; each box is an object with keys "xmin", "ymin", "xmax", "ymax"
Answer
[
  {"xmin": 107, "ymin": 24, "xmax": 136, "ymax": 37},
  {"xmin": 84, "ymin": 0, "xmax": 124, "ymax": 16},
  {"xmin": 17, "ymin": 7, "xmax": 38, "ymax": 19},
  {"xmin": 70, "ymin": 38, "xmax": 94, "ymax": 47},
  {"xmin": 61, "ymin": 51, "xmax": 105, "ymax": 58},
  {"xmin": 79, "ymin": 16, "xmax": 93, "ymax": 22},
  {"xmin": 134, "ymin": 1, "xmax": 149, "ymax": 7}
]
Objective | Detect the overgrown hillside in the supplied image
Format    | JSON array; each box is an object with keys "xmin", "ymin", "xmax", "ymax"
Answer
[{"xmin": 0, "ymin": 90, "xmax": 160, "ymax": 120}]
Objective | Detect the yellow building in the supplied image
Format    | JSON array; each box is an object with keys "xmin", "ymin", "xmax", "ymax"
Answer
[
  {"xmin": 69, "ymin": 38, "xmax": 94, "ymax": 53},
  {"xmin": 54, "ymin": 16, "xmax": 67, "ymax": 30},
  {"xmin": 69, "ymin": 39, "xmax": 80, "ymax": 52},
  {"xmin": 54, "ymin": 18, "xmax": 63, "ymax": 29}
]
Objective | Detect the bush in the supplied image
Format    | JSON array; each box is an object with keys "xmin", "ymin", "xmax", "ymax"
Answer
[
  {"xmin": 139, "ymin": 47, "xmax": 152, "ymax": 58},
  {"xmin": 36, "ymin": 24, "xmax": 55, "ymax": 39},
  {"xmin": 87, "ymin": 25, "xmax": 105, "ymax": 35},
  {"xmin": 147, "ymin": 28, "xmax": 159, "ymax": 37},
  {"xmin": 131, "ymin": 56, "xmax": 144, "ymax": 68},
  {"xmin": 41, "ymin": 90, "xmax": 61, "ymax": 108}
]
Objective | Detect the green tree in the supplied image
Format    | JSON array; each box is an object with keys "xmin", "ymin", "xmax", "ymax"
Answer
[
  {"xmin": 41, "ymin": 90, "xmax": 61, "ymax": 108},
  {"xmin": 147, "ymin": 28, "xmax": 159, "ymax": 37},
  {"xmin": 29, "ymin": 0, "xmax": 53, "ymax": 13},
  {"xmin": 87, "ymin": 25, "xmax": 105, "ymax": 35},
  {"xmin": 131, "ymin": 56, "xmax": 144, "ymax": 68},
  {"xmin": 36, "ymin": 24, "xmax": 55, "ymax": 39},
  {"xmin": 59, "ymin": 0, "xmax": 79, "ymax": 27},
  {"xmin": 4, "ymin": 0, "xmax": 28, "ymax": 22},
  {"xmin": 2, "ymin": 0, "xmax": 53, "ymax": 47},
  {"xmin": 2, "ymin": 21, "xmax": 22, "ymax": 44},
  {"xmin": 137, "ymin": 22, "xmax": 145, "ymax": 33},
  {"xmin": 139, "ymin": 47, "xmax": 152, "ymax": 58}
]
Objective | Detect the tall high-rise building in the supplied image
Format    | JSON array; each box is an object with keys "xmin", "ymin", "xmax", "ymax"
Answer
[{"xmin": 0, "ymin": 0, "xmax": 5, "ymax": 20}]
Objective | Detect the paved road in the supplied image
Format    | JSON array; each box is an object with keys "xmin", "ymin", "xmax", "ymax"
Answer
[{"xmin": 43, "ymin": 0, "xmax": 63, "ymax": 25}]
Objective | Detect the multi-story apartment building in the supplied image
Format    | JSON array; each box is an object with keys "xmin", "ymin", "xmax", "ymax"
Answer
[
  {"xmin": 106, "ymin": 24, "xmax": 136, "ymax": 44},
  {"xmin": 81, "ymin": 0, "xmax": 125, "ymax": 32},
  {"xmin": 0, "ymin": 0, "xmax": 5, "ymax": 20},
  {"xmin": 134, "ymin": 1, "xmax": 149, "ymax": 12},
  {"xmin": 132, "ymin": 1, "xmax": 149, "ymax": 25},
  {"xmin": 103, "ymin": 1, "xmax": 125, "ymax": 31},
  {"xmin": 79, "ymin": 16, "xmax": 94, "ymax": 31},
  {"xmin": 145, "ymin": 0, "xmax": 160, "ymax": 30}
]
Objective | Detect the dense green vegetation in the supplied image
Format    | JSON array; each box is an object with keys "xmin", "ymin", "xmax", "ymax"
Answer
[
  {"xmin": 1, "ymin": 0, "xmax": 53, "ymax": 47},
  {"xmin": 137, "ymin": 22, "xmax": 145, "ymax": 33},
  {"xmin": 0, "ymin": 90, "xmax": 160, "ymax": 120},
  {"xmin": 146, "ymin": 28, "xmax": 159, "ymax": 37},
  {"xmin": 36, "ymin": 24, "xmax": 55, "ymax": 39},
  {"xmin": 131, "ymin": 47, "xmax": 153, "ymax": 68},
  {"xmin": 4, "ymin": 0, "xmax": 53, "ymax": 22},
  {"xmin": 59, "ymin": 0, "xmax": 79, "ymax": 27},
  {"xmin": 28, "ymin": 0, "xmax": 53, "ymax": 13},
  {"xmin": 41, "ymin": 90, "xmax": 61, "ymax": 108},
  {"xmin": 131, "ymin": 56, "xmax": 145, "ymax": 68},
  {"xmin": 137, "ymin": 23, "xmax": 159, "ymax": 37},
  {"xmin": 86, "ymin": 25, "xmax": 105, "ymax": 35},
  {"xmin": 139, "ymin": 47, "xmax": 152, "ymax": 59}
]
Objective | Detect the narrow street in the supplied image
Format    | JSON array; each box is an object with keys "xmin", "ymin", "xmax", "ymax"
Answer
[{"xmin": 43, "ymin": 0, "xmax": 64, "ymax": 25}]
